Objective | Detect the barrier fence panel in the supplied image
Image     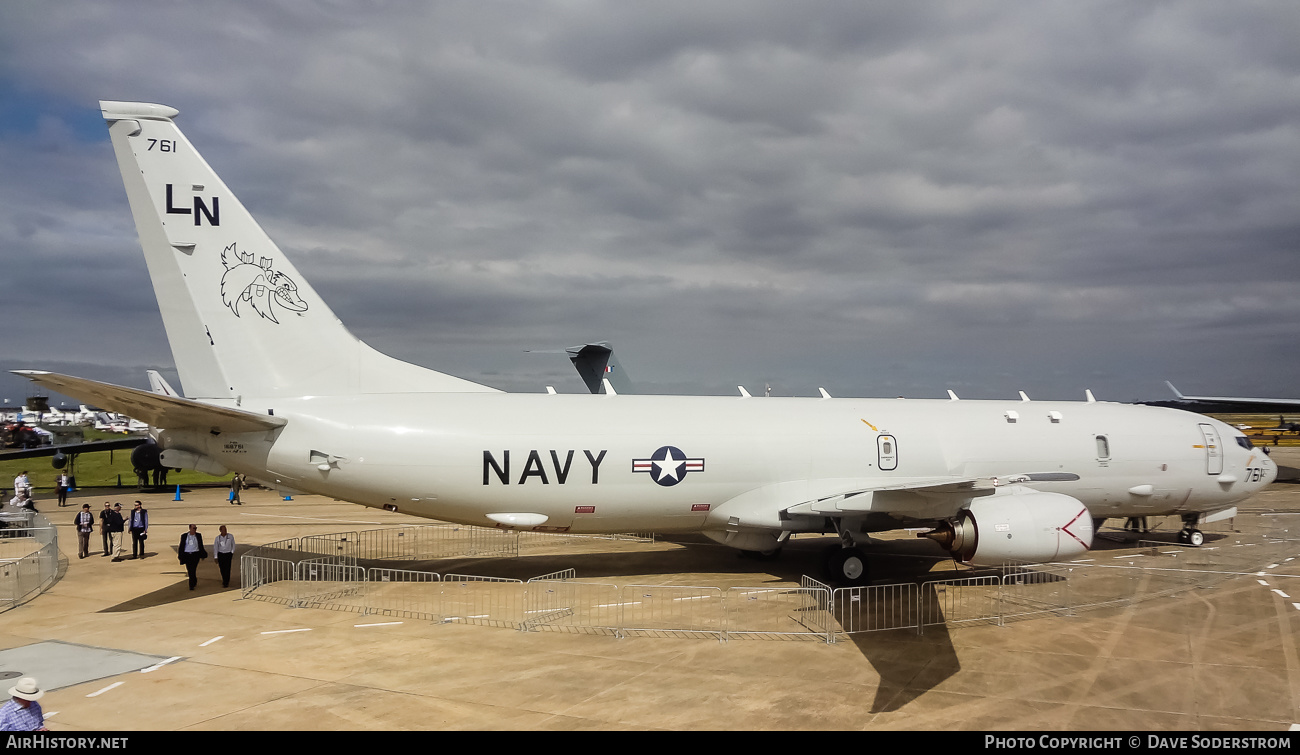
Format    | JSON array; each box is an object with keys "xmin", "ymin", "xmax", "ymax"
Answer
[
  {"xmin": 241, "ymin": 555, "xmax": 298, "ymax": 604},
  {"xmin": 299, "ymin": 532, "xmax": 359, "ymax": 558},
  {"xmin": 830, "ymin": 583, "xmax": 918, "ymax": 635},
  {"xmin": 522, "ymin": 580, "xmax": 622, "ymax": 636},
  {"xmin": 441, "ymin": 574, "xmax": 525, "ymax": 628},
  {"xmin": 296, "ymin": 556, "xmax": 366, "ymax": 612},
  {"xmin": 0, "ymin": 551, "xmax": 43, "ymax": 608},
  {"xmin": 518, "ymin": 531, "xmax": 656, "ymax": 552},
  {"xmin": 620, "ymin": 585, "xmax": 724, "ymax": 640},
  {"xmin": 1000, "ymin": 566, "xmax": 1071, "ymax": 622},
  {"xmin": 0, "ymin": 507, "xmax": 57, "ymax": 614},
  {"xmin": 723, "ymin": 587, "xmax": 834, "ymax": 642},
  {"xmin": 354, "ymin": 525, "xmax": 521, "ymax": 561},
  {"xmin": 528, "ymin": 569, "xmax": 576, "ymax": 582},
  {"xmin": 0, "ymin": 533, "xmax": 40, "ymax": 562},
  {"xmin": 919, "ymin": 576, "xmax": 1002, "ymax": 630},
  {"xmin": 364, "ymin": 568, "xmax": 441, "ymax": 620}
]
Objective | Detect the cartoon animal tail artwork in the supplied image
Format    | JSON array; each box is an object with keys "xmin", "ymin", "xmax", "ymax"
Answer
[{"xmin": 100, "ymin": 101, "xmax": 497, "ymax": 400}]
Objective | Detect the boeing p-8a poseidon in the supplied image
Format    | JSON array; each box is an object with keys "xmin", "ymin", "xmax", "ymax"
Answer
[{"xmin": 16, "ymin": 101, "xmax": 1277, "ymax": 584}]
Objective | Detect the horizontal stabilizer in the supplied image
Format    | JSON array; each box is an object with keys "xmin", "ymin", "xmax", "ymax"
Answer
[{"xmin": 13, "ymin": 371, "xmax": 286, "ymax": 434}]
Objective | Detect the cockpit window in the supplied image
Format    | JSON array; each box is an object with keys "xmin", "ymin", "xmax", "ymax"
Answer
[{"xmin": 1236, "ymin": 436, "xmax": 1253, "ymax": 450}]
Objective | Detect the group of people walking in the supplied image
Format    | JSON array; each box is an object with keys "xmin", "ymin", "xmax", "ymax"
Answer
[
  {"xmin": 73, "ymin": 501, "xmax": 237, "ymax": 588},
  {"xmin": 73, "ymin": 500, "xmax": 149, "ymax": 561}
]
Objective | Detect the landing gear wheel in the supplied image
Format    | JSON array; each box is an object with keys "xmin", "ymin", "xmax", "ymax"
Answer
[
  {"xmin": 1187, "ymin": 529, "xmax": 1204, "ymax": 547},
  {"xmin": 1177, "ymin": 530, "xmax": 1190, "ymax": 544},
  {"xmin": 826, "ymin": 547, "xmax": 870, "ymax": 586}
]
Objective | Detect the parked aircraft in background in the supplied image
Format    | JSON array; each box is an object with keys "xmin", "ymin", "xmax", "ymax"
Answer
[{"xmin": 10, "ymin": 101, "xmax": 1278, "ymax": 584}]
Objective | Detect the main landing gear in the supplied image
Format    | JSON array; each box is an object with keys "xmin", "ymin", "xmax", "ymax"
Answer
[
  {"xmin": 1177, "ymin": 514, "xmax": 1204, "ymax": 547},
  {"xmin": 824, "ymin": 546, "xmax": 869, "ymax": 586}
]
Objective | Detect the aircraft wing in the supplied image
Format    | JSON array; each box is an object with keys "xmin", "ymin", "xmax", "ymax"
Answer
[
  {"xmin": 1163, "ymin": 381, "xmax": 1300, "ymax": 411},
  {"xmin": 0, "ymin": 437, "xmax": 148, "ymax": 461},
  {"xmin": 783, "ymin": 477, "xmax": 997, "ymax": 515},
  {"xmin": 12, "ymin": 371, "xmax": 286, "ymax": 434}
]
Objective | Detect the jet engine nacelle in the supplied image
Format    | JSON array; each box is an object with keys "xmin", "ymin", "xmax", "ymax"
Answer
[
  {"xmin": 923, "ymin": 488, "xmax": 1093, "ymax": 565},
  {"xmin": 130, "ymin": 440, "xmax": 162, "ymax": 471}
]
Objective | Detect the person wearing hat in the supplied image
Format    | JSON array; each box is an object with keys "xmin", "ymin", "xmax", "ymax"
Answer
[
  {"xmin": 98, "ymin": 502, "xmax": 113, "ymax": 556},
  {"xmin": 128, "ymin": 501, "xmax": 149, "ymax": 559},
  {"xmin": 74, "ymin": 504, "xmax": 95, "ymax": 559},
  {"xmin": 106, "ymin": 503, "xmax": 126, "ymax": 562},
  {"xmin": 0, "ymin": 677, "xmax": 48, "ymax": 731}
]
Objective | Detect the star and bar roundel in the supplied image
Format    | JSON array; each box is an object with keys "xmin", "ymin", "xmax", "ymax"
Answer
[{"xmin": 632, "ymin": 446, "xmax": 705, "ymax": 487}]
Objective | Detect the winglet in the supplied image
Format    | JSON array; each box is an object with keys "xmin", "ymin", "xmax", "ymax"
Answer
[
  {"xmin": 601, "ymin": 378, "xmax": 617, "ymax": 395},
  {"xmin": 818, "ymin": 387, "xmax": 832, "ymax": 399},
  {"xmin": 947, "ymin": 390, "xmax": 960, "ymax": 401},
  {"xmin": 738, "ymin": 386, "xmax": 752, "ymax": 398},
  {"xmin": 147, "ymin": 370, "xmax": 180, "ymax": 397},
  {"xmin": 1019, "ymin": 391, "xmax": 1031, "ymax": 402},
  {"xmin": 1165, "ymin": 381, "xmax": 1185, "ymax": 399},
  {"xmin": 1085, "ymin": 389, "xmax": 1097, "ymax": 403}
]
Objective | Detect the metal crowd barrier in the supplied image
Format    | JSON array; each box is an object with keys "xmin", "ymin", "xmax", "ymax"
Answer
[
  {"xmin": 0, "ymin": 506, "xmax": 58, "ymax": 613},
  {"xmin": 365, "ymin": 567, "xmax": 441, "ymax": 620},
  {"xmin": 238, "ymin": 523, "xmax": 1300, "ymax": 642}
]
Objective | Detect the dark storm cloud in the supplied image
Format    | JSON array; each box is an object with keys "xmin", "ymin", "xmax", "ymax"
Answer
[{"xmin": 0, "ymin": 0, "xmax": 1298, "ymax": 402}]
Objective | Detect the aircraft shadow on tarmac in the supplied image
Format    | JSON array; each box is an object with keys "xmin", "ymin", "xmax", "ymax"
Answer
[{"xmin": 98, "ymin": 545, "xmax": 249, "ymax": 612}]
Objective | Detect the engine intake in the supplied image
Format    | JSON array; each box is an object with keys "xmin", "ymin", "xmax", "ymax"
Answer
[{"xmin": 921, "ymin": 488, "xmax": 1093, "ymax": 565}]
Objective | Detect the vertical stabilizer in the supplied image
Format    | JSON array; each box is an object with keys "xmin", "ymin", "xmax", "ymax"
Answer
[{"xmin": 100, "ymin": 101, "xmax": 497, "ymax": 399}]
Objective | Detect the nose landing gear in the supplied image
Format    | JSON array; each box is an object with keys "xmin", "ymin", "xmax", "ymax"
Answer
[{"xmin": 1178, "ymin": 514, "xmax": 1204, "ymax": 547}]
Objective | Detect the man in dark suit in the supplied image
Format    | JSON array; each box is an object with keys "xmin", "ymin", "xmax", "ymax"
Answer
[{"xmin": 177, "ymin": 524, "xmax": 208, "ymax": 590}]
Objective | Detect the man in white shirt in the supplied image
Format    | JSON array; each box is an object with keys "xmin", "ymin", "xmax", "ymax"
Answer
[
  {"xmin": 214, "ymin": 525, "xmax": 236, "ymax": 588},
  {"xmin": 13, "ymin": 472, "xmax": 29, "ymax": 497}
]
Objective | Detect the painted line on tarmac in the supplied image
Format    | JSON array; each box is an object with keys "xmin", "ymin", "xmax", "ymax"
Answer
[
  {"xmin": 355, "ymin": 622, "xmax": 404, "ymax": 627},
  {"xmin": 1273, "ymin": 589, "xmax": 1291, "ymax": 598},
  {"xmin": 199, "ymin": 636, "xmax": 224, "ymax": 647},
  {"xmin": 261, "ymin": 628, "xmax": 312, "ymax": 635},
  {"xmin": 1259, "ymin": 580, "xmax": 1272, "ymax": 586},
  {"xmin": 141, "ymin": 656, "xmax": 182, "ymax": 673},
  {"xmin": 86, "ymin": 682, "xmax": 123, "ymax": 698}
]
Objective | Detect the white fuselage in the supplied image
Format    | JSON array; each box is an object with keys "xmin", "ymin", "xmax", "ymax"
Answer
[{"xmin": 159, "ymin": 394, "xmax": 1275, "ymax": 534}]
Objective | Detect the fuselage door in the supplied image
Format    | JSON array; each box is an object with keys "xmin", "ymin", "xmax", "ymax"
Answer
[
  {"xmin": 877, "ymin": 434, "xmax": 898, "ymax": 471},
  {"xmin": 1198, "ymin": 423, "xmax": 1223, "ymax": 475}
]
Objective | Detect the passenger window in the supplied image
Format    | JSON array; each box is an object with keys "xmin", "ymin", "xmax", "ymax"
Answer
[{"xmin": 1095, "ymin": 435, "xmax": 1110, "ymax": 459}]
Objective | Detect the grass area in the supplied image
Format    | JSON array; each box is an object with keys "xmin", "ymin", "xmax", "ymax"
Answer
[{"xmin": 0, "ymin": 429, "xmax": 231, "ymax": 493}]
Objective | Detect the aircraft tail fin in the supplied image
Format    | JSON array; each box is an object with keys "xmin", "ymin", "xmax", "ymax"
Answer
[
  {"xmin": 566, "ymin": 342, "xmax": 635, "ymax": 395},
  {"xmin": 99, "ymin": 101, "xmax": 498, "ymax": 399}
]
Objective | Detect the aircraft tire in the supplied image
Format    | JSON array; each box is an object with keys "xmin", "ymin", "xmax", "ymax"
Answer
[
  {"xmin": 826, "ymin": 547, "xmax": 870, "ymax": 587},
  {"xmin": 1188, "ymin": 529, "xmax": 1204, "ymax": 547}
]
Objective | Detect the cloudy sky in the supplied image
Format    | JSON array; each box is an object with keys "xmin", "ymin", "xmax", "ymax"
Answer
[{"xmin": 1, "ymin": 1, "xmax": 1298, "ymax": 407}]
